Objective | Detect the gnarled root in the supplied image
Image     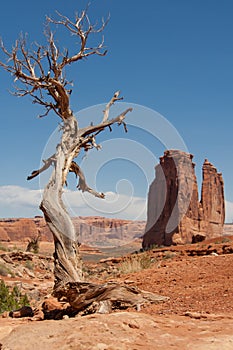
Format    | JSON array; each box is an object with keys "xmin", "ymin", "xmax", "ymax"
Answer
[{"xmin": 53, "ymin": 281, "xmax": 169, "ymax": 314}]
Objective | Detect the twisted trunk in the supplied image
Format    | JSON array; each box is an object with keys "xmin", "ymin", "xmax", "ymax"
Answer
[
  {"xmin": 0, "ymin": 9, "xmax": 163, "ymax": 313},
  {"xmin": 40, "ymin": 115, "xmax": 83, "ymax": 291},
  {"xmin": 26, "ymin": 107, "xmax": 168, "ymax": 314}
]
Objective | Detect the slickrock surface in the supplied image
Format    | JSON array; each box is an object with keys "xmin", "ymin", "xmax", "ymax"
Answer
[
  {"xmin": 143, "ymin": 150, "xmax": 225, "ymax": 248},
  {"xmin": 1, "ymin": 312, "xmax": 233, "ymax": 350}
]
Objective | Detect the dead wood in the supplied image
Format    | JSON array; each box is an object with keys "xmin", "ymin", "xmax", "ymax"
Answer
[{"xmin": 54, "ymin": 281, "xmax": 169, "ymax": 314}]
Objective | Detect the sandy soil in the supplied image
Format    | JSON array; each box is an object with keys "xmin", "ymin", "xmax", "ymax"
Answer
[
  {"xmin": 1, "ymin": 237, "xmax": 233, "ymax": 349},
  {"xmin": 128, "ymin": 253, "xmax": 233, "ymax": 316}
]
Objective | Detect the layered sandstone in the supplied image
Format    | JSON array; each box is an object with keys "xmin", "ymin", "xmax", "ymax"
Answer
[
  {"xmin": 224, "ymin": 223, "xmax": 233, "ymax": 236},
  {"xmin": 0, "ymin": 217, "xmax": 51, "ymax": 242},
  {"xmin": 143, "ymin": 150, "xmax": 225, "ymax": 248},
  {"xmin": 199, "ymin": 159, "xmax": 225, "ymax": 236},
  {"xmin": 74, "ymin": 217, "xmax": 144, "ymax": 245},
  {"xmin": 0, "ymin": 216, "xmax": 145, "ymax": 246}
]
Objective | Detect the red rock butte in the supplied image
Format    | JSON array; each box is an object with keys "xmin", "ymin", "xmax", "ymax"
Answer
[{"xmin": 142, "ymin": 150, "xmax": 225, "ymax": 248}]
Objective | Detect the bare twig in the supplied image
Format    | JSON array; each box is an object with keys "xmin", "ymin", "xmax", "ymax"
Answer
[
  {"xmin": 102, "ymin": 90, "xmax": 123, "ymax": 123},
  {"xmin": 0, "ymin": 9, "xmax": 108, "ymax": 120},
  {"xmin": 69, "ymin": 161, "xmax": 104, "ymax": 198},
  {"xmin": 79, "ymin": 107, "xmax": 133, "ymax": 139},
  {"xmin": 27, "ymin": 154, "xmax": 56, "ymax": 180}
]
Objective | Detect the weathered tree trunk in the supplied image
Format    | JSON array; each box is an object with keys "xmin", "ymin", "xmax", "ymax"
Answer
[
  {"xmin": 0, "ymin": 8, "xmax": 160, "ymax": 311},
  {"xmin": 40, "ymin": 115, "xmax": 83, "ymax": 291},
  {"xmin": 28, "ymin": 105, "xmax": 132, "ymax": 293}
]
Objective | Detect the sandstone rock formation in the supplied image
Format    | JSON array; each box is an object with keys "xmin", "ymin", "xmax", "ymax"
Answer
[
  {"xmin": 142, "ymin": 150, "xmax": 225, "ymax": 248},
  {"xmin": 0, "ymin": 216, "xmax": 145, "ymax": 246},
  {"xmin": 224, "ymin": 223, "xmax": 233, "ymax": 236},
  {"xmin": 199, "ymin": 159, "xmax": 225, "ymax": 237},
  {"xmin": 0, "ymin": 218, "xmax": 52, "ymax": 242},
  {"xmin": 73, "ymin": 217, "xmax": 144, "ymax": 245}
]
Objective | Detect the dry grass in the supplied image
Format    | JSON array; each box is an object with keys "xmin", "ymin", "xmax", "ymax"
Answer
[
  {"xmin": 0, "ymin": 263, "xmax": 14, "ymax": 277},
  {"xmin": 119, "ymin": 253, "xmax": 153, "ymax": 274}
]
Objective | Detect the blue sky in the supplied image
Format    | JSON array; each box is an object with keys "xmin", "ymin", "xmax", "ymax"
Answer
[{"xmin": 0, "ymin": 0, "xmax": 232, "ymax": 221}]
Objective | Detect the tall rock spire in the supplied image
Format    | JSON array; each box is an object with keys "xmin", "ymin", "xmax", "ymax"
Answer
[{"xmin": 142, "ymin": 151, "xmax": 225, "ymax": 248}]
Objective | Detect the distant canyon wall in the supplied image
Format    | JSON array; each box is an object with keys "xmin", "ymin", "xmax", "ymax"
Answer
[
  {"xmin": 143, "ymin": 150, "xmax": 225, "ymax": 248},
  {"xmin": 0, "ymin": 216, "xmax": 145, "ymax": 246}
]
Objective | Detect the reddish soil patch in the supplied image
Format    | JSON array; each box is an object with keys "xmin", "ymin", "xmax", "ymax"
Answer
[
  {"xmin": 132, "ymin": 254, "xmax": 233, "ymax": 316},
  {"xmin": 1, "ymin": 237, "xmax": 233, "ymax": 349},
  {"xmin": 99, "ymin": 236, "xmax": 233, "ymax": 316}
]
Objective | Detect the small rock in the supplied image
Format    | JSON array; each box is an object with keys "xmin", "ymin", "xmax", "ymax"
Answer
[
  {"xmin": 97, "ymin": 300, "xmax": 112, "ymax": 314},
  {"xmin": 24, "ymin": 268, "xmax": 35, "ymax": 278},
  {"xmin": 184, "ymin": 311, "xmax": 207, "ymax": 319},
  {"xmin": 1, "ymin": 311, "xmax": 9, "ymax": 318},
  {"xmin": 128, "ymin": 322, "xmax": 140, "ymax": 329},
  {"xmin": 15, "ymin": 270, "xmax": 23, "ymax": 278},
  {"xmin": 124, "ymin": 280, "xmax": 134, "ymax": 284},
  {"xmin": 21, "ymin": 283, "xmax": 35, "ymax": 291},
  {"xmin": 1, "ymin": 255, "xmax": 13, "ymax": 264},
  {"xmin": 211, "ymin": 252, "xmax": 218, "ymax": 256}
]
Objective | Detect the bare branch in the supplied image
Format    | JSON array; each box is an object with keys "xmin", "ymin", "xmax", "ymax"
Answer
[
  {"xmin": 79, "ymin": 107, "xmax": 133, "ymax": 139},
  {"xmin": 46, "ymin": 10, "xmax": 108, "ymax": 69},
  {"xmin": 19, "ymin": 34, "xmax": 36, "ymax": 78},
  {"xmin": 102, "ymin": 90, "xmax": 123, "ymax": 123},
  {"xmin": 0, "ymin": 9, "xmax": 108, "ymax": 120},
  {"xmin": 27, "ymin": 154, "xmax": 55, "ymax": 180},
  {"xmin": 80, "ymin": 135, "xmax": 102, "ymax": 152},
  {"xmin": 69, "ymin": 161, "xmax": 104, "ymax": 198}
]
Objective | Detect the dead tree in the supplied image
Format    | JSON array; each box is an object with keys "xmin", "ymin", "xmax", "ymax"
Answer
[
  {"xmin": 0, "ymin": 8, "xmax": 131, "ymax": 290},
  {"xmin": 0, "ymin": 8, "xmax": 167, "ymax": 312}
]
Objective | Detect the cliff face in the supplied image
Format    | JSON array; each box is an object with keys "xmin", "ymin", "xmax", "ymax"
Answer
[
  {"xmin": 199, "ymin": 160, "xmax": 225, "ymax": 236},
  {"xmin": 142, "ymin": 150, "xmax": 225, "ymax": 248},
  {"xmin": 73, "ymin": 217, "xmax": 145, "ymax": 245},
  {"xmin": 0, "ymin": 216, "xmax": 145, "ymax": 246},
  {"xmin": 0, "ymin": 217, "xmax": 52, "ymax": 242}
]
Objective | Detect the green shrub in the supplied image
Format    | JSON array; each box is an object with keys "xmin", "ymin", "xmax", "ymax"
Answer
[{"xmin": 0, "ymin": 280, "xmax": 30, "ymax": 313}]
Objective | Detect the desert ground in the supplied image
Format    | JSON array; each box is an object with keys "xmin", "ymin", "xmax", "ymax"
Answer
[{"xmin": 0, "ymin": 236, "xmax": 233, "ymax": 349}]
